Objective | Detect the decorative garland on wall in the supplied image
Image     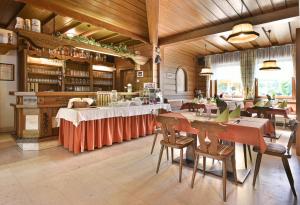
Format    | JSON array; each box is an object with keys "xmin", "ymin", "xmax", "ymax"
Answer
[{"xmin": 56, "ymin": 33, "xmax": 135, "ymax": 58}]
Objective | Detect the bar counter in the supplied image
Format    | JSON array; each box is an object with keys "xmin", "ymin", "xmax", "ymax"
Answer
[
  {"xmin": 57, "ymin": 104, "xmax": 171, "ymax": 154},
  {"xmin": 10, "ymin": 91, "xmax": 140, "ymax": 150}
]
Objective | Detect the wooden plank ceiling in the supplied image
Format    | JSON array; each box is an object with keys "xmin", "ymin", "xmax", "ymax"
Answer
[
  {"xmin": 159, "ymin": 0, "xmax": 299, "ymax": 56},
  {"xmin": 1, "ymin": 0, "xmax": 146, "ymax": 47},
  {"xmin": 0, "ymin": 0, "xmax": 299, "ymax": 55}
]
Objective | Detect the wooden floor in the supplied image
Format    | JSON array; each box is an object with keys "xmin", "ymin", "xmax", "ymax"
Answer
[{"xmin": 0, "ymin": 129, "xmax": 299, "ymax": 205}]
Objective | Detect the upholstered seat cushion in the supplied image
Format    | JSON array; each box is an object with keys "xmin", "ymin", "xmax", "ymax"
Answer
[{"xmin": 253, "ymin": 143, "xmax": 286, "ymax": 155}]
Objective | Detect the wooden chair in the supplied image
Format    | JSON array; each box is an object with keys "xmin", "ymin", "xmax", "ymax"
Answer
[
  {"xmin": 190, "ymin": 121, "xmax": 237, "ymax": 202},
  {"xmin": 155, "ymin": 115, "xmax": 195, "ymax": 182},
  {"xmin": 252, "ymin": 120, "xmax": 298, "ymax": 197},
  {"xmin": 251, "ymin": 107, "xmax": 279, "ymax": 141},
  {"xmin": 216, "ymin": 99, "xmax": 228, "ymax": 113},
  {"xmin": 150, "ymin": 109, "xmax": 170, "ymax": 156}
]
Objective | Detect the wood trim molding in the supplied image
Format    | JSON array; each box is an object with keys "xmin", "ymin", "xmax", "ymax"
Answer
[{"xmin": 159, "ymin": 6, "xmax": 299, "ymax": 46}]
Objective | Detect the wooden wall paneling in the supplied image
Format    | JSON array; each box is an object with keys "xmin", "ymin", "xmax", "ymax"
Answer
[
  {"xmin": 160, "ymin": 47, "xmax": 197, "ymax": 100},
  {"xmin": 295, "ymin": 28, "xmax": 300, "ymax": 156}
]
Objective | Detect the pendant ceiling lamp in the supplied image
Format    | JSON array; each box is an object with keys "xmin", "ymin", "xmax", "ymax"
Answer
[
  {"xmin": 227, "ymin": 1, "xmax": 259, "ymax": 44},
  {"xmin": 200, "ymin": 45, "xmax": 213, "ymax": 76},
  {"xmin": 259, "ymin": 30, "xmax": 280, "ymax": 71}
]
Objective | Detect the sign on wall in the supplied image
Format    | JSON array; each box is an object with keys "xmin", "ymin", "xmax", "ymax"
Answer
[{"xmin": 0, "ymin": 63, "xmax": 14, "ymax": 81}]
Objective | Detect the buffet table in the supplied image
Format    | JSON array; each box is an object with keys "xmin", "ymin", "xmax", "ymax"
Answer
[{"xmin": 57, "ymin": 104, "xmax": 171, "ymax": 154}]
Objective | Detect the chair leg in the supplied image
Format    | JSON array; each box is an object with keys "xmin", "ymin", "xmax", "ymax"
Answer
[
  {"xmin": 179, "ymin": 148, "xmax": 183, "ymax": 183},
  {"xmin": 252, "ymin": 153, "xmax": 262, "ymax": 187},
  {"xmin": 282, "ymin": 157, "xmax": 297, "ymax": 197},
  {"xmin": 191, "ymin": 154, "xmax": 199, "ymax": 188},
  {"xmin": 222, "ymin": 159, "xmax": 227, "ymax": 202},
  {"xmin": 156, "ymin": 145, "xmax": 164, "ymax": 174},
  {"xmin": 247, "ymin": 145, "xmax": 252, "ymax": 162},
  {"xmin": 166, "ymin": 146, "xmax": 169, "ymax": 160},
  {"xmin": 231, "ymin": 155, "xmax": 238, "ymax": 184},
  {"xmin": 243, "ymin": 144, "xmax": 247, "ymax": 169},
  {"xmin": 203, "ymin": 157, "xmax": 206, "ymax": 176},
  {"xmin": 171, "ymin": 148, "xmax": 174, "ymax": 162},
  {"xmin": 150, "ymin": 132, "xmax": 158, "ymax": 154}
]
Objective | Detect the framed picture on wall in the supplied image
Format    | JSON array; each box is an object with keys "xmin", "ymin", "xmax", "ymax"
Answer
[
  {"xmin": 0, "ymin": 63, "xmax": 14, "ymax": 81},
  {"xmin": 137, "ymin": 71, "xmax": 144, "ymax": 78}
]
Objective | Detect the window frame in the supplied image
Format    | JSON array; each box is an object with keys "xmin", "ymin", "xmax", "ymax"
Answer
[
  {"xmin": 255, "ymin": 77, "xmax": 295, "ymax": 99},
  {"xmin": 214, "ymin": 80, "xmax": 243, "ymax": 98}
]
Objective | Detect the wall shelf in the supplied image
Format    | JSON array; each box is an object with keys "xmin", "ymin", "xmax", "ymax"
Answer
[{"xmin": 0, "ymin": 43, "xmax": 16, "ymax": 55}]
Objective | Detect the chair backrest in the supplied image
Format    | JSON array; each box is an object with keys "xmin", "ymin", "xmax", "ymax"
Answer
[
  {"xmin": 180, "ymin": 102, "xmax": 194, "ymax": 111},
  {"xmin": 287, "ymin": 119, "xmax": 298, "ymax": 154},
  {"xmin": 156, "ymin": 115, "xmax": 181, "ymax": 144},
  {"xmin": 240, "ymin": 110, "xmax": 252, "ymax": 117},
  {"xmin": 216, "ymin": 99, "xmax": 227, "ymax": 113},
  {"xmin": 191, "ymin": 120, "xmax": 227, "ymax": 155}
]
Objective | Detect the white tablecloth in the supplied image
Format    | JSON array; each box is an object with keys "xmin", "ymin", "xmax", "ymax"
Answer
[{"xmin": 56, "ymin": 103, "xmax": 171, "ymax": 127}]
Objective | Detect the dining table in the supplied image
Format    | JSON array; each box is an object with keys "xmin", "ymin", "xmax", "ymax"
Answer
[{"xmin": 160, "ymin": 111, "xmax": 274, "ymax": 183}]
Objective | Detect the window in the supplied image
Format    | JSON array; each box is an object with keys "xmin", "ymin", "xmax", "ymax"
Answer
[
  {"xmin": 212, "ymin": 62, "xmax": 243, "ymax": 98},
  {"xmin": 255, "ymin": 57, "xmax": 294, "ymax": 98},
  {"xmin": 176, "ymin": 67, "xmax": 187, "ymax": 92}
]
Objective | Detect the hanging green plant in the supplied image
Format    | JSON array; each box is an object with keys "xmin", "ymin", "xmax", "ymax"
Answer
[{"xmin": 56, "ymin": 33, "xmax": 135, "ymax": 57}]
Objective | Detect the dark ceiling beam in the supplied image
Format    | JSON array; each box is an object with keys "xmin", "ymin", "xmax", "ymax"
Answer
[
  {"xmin": 57, "ymin": 22, "xmax": 81, "ymax": 34},
  {"xmin": 16, "ymin": 0, "xmax": 149, "ymax": 43},
  {"xmin": 145, "ymin": 0, "xmax": 159, "ymax": 46},
  {"xmin": 6, "ymin": 4, "xmax": 26, "ymax": 29},
  {"xmin": 42, "ymin": 12, "xmax": 57, "ymax": 25},
  {"xmin": 159, "ymin": 6, "xmax": 299, "ymax": 46}
]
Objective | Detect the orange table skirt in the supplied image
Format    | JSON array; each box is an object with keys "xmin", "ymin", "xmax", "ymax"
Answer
[{"xmin": 59, "ymin": 114, "xmax": 155, "ymax": 154}]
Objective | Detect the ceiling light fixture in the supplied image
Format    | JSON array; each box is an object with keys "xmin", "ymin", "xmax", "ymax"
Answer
[
  {"xmin": 227, "ymin": 1, "xmax": 259, "ymax": 44},
  {"xmin": 200, "ymin": 44, "xmax": 213, "ymax": 76},
  {"xmin": 259, "ymin": 30, "xmax": 280, "ymax": 71}
]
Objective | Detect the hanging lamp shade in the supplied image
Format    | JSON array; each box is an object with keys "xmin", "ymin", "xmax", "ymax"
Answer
[
  {"xmin": 227, "ymin": 23, "xmax": 259, "ymax": 44},
  {"xmin": 200, "ymin": 68, "xmax": 213, "ymax": 76},
  {"xmin": 259, "ymin": 60, "xmax": 280, "ymax": 71}
]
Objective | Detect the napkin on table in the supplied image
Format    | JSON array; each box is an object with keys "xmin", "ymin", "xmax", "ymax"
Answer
[
  {"xmin": 229, "ymin": 105, "xmax": 241, "ymax": 119},
  {"xmin": 254, "ymin": 101, "xmax": 265, "ymax": 107},
  {"xmin": 215, "ymin": 108, "xmax": 229, "ymax": 123}
]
